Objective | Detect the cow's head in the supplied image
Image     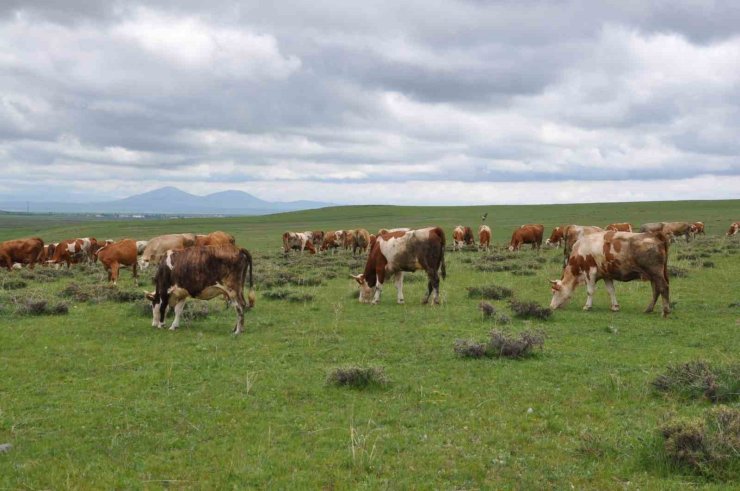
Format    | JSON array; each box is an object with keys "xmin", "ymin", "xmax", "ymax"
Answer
[
  {"xmin": 138, "ymin": 255, "xmax": 152, "ymax": 270},
  {"xmin": 549, "ymin": 279, "xmax": 574, "ymax": 310},
  {"xmin": 350, "ymin": 274, "xmax": 373, "ymax": 303},
  {"xmin": 145, "ymin": 290, "xmax": 166, "ymax": 328}
]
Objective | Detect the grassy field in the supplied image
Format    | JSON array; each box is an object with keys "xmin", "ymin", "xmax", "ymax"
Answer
[{"xmin": 0, "ymin": 200, "xmax": 738, "ymax": 489}]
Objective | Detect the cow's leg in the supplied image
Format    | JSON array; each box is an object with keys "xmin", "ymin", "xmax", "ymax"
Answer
[
  {"xmin": 394, "ymin": 272, "xmax": 405, "ymax": 304},
  {"xmin": 645, "ymin": 279, "xmax": 659, "ymax": 313},
  {"xmin": 604, "ymin": 279, "xmax": 619, "ymax": 311},
  {"xmin": 583, "ymin": 278, "xmax": 596, "ymax": 311},
  {"xmin": 169, "ymin": 300, "xmax": 186, "ymax": 330},
  {"xmin": 111, "ymin": 263, "xmax": 119, "ymax": 286},
  {"xmin": 152, "ymin": 301, "xmax": 165, "ymax": 328},
  {"xmin": 656, "ymin": 277, "xmax": 671, "ymax": 317},
  {"xmin": 132, "ymin": 261, "xmax": 138, "ymax": 279},
  {"xmin": 372, "ymin": 268, "xmax": 385, "ymax": 304}
]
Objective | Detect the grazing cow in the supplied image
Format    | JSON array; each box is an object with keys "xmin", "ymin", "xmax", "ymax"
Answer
[
  {"xmin": 352, "ymin": 228, "xmax": 371, "ymax": 255},
  {"xmin": 136, "ymin": 240, "xmax": 148, "ymax": 255},
  {"xmin": 146, "ymin": 245, "xmax": 255, "ymax": 333},
  {"xmin": 195, "ymin": 231, "xmax": 235, "ymax": 247},
  {"xmin": 478, "ymin": 225, "xmax": 491, "ymax": 251},
  {"xmin": 727, "ymin": 222, "xmax": 740, "ymax": 236},
  {"xmin": 0, "ymin": 238, "xmax": 44, "ymax": 270},
  {"xmin": 282, "ymin": 232, "xmax": 316, "ymax": 254},
  {"xmin": 546, "ymin": 226, "xmax": 566, "ymax": 248},
  {"xmin": 42, "ymin": 242, "xmax": 57, "ymax": 263},
  {"xmin": 690, "ymin": 222, "xmax": 705, "ymax": 236},
  {"xmin": 97, "ymin": 239, "xmax": 138, "ymax": 285},
  {"xmin": 48, "ymin": 238, "xmax": 95, "ymax": 267},
  {"xmin": 343, "ymin": 230, "xmax": 355, "ymax": 251},
  {"xmin": 606, "ymin": 223, "xmax": 633, "ymax": 233},
  {"xmin": 508, "ymin": 224, "xmax": 544, "ymax": 251},
  {"xmin": 351, "ymin": 227, "xmax": 446, "ymax": 305},
  {"xmin": 321, "ymin": 230, "xmax": 345, "ymax": 253},
  {"xmin": 138, "ymin": 233, "xmax": 197, "ymax": 269},
  {"xmin": 550, "ymin": 231, "xmax": 671, "ymax": 317},
  {"xmin": 661, "ymin": 222, "xmax": 693, "ymax": 243},
  {"xmin": 639, "ymin": 222, "xmax": 664, "ymax": 234},
  {"xmin": 307, "ymin": 231, "xmax": 324, "ymax": 248},
  {"xmin": 452, "ymin": 226, "xmax": 475, "ymax": 251}
]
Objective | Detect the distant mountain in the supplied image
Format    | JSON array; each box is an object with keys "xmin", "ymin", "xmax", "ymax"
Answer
[{"xmin": 0, "ymin": 187, "xmax": 334, "ymax": 215}]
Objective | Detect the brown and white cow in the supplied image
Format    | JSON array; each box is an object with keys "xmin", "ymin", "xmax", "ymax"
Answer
[
  {"xmin": 562, "ymin": 225, "xmax": 604, "ymax": 264},
  {"xmin": 321, "ymin": 230, "xmax": 345, "ymax": 253},
  {"xmin": 48, "ymin": 237, "xmax": 96, "ymax": 267},
  {"xmin": 282, "ymin": 232, "xmax": 316, "ymax": 254},
  {"xmin": 138, "ymin": 233, "xmax": 197, "ymax": 269},
  {"xmin": 661, "ymin": 222, "xmax": 693, "ymax": 243},
  {"xmin": 352, "ymin": 228, "xmax": 371, "ymax": 255},
  {"xmin": 307, "ymin": 231, "xmax": 324, "ymax": 248},
  {"xmin": 452, "ymin": 225, "xmax": 475, "ymax": 251},
  {"xmin": 508, "ymin": 224, "xmax": 544, "ymax": 251},
  {"xmin": 0, "ymin": 237, "xmax": 44, "ymax": 270},
  {"xmin": 351, "ymin": 227, "xmax": 446, "ymax": 305},
  {"xmin": 546, "ymin": 226, "xmax": 565, "ymax": 248},
  {"xmin": 606, "ymin": 223, "xmax": 633, "ymax": 233},
  {"xmin": 145, "ymin": 245, "xmax": 255, "ymax": 333},
  {"xmin": 549, "ymin": 231, "xmax": 671, "ymax": 317},
  {"xmin": 377, "ymin": 227, "xmax": 411, "ymax": 236},
  {"xmin": 478, "ymin": 225, "xmax": 491, "ymax": 251},
  {"xmin": 195, "ymin": 231, "xmax": 235, "ymax": 247},
  {"xmin": 727, "ymin": 222, "xmax": 740, "ymax": 236},
  {"xmin": 97, "ymin": 239, "xmax": 138, "ymax": 285},
  {"xmin": 690, "ymin": 221, "xmax": 705, "ymax": 236}
]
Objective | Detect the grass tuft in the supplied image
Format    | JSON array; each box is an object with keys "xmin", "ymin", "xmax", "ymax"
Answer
[
  {"xmin": 326, "ymin": 366, "xmax": 388, "ymax": 389},
  {"xmin": 509, "ymin": 299, "xmax": 552, "ymax": 320},
  {"xmin": 467, "ymin": 285, "xmax": 513, "ymax": 300},
  {"xmin": 652, "ymin": 360, "xmax": 740, "ymax": 403},
  {"xmin": 14, "ymin": 298, "xmax": 69, "ymax": 316},
  {"xmin": 455, "ymin": 329, "xmax": 545, "ymax": 359}
]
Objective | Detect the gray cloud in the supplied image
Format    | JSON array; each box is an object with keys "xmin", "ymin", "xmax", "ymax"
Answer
[{"xmin": 0, "ymin": 1, "xmax": 738, "ymax": 203}]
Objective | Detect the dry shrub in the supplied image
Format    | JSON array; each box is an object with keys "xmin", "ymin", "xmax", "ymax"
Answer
[
  {"xmin": 509, "ymin": 299, "xmax": 552, "ymax": 320},
  {"xmin": 326, "ymin": 366, "xmax": 388, "ymax": 389},
  {"xmin": 59, "ymin": 283, "xmax": 93, "ymax": 302},
  {"xmin": 467, "ymin": 285, "xmax": 513, "ymax": 300},
  {"xmin": 652, "ymin": 360, "xmax": 740, "ymax": 403},
  {"xmin": 454, "ymin": 339, "xmax": 488, "ymax": 358},
  {"xmin": 107, "ymin": 289, "xmax": 141, "ymax": 303},
  {"xmin": 455, "ymin": 329, "xmax": 545, "ymax": 359},
  {"xmin": 660, "ymin": 406, "xmax": 740, "ymax": 480},
  {"xmin": 14, "ymin": 299, "xmax": 69, "ymax": 316},
  {"xmin": 263, "ymin": 288, "xmax": 314, "ymax": 303},
  {"xmin": 668, "ymin": 266, "xmax": 689, "ymax": 278},
  {"xmin": 478, "ymin": 301, "xmax": 495, "ymax": 317}
]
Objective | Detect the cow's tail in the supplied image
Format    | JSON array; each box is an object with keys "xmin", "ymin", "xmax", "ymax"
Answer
[
  {"xmin": 436, "ymin": 227, "xmax": 447, "ymax": 280},
  {"xmin": 654, "ymin": 231, "xmax": 670, "ymax": 284},
  {"xmin": 240, "ymin": 248, "xmax": 256, "ymax": 308}
]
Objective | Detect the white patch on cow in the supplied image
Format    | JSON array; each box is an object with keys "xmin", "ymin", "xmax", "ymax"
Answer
[
  {"xmin": 66, "ymin": 242, "xmax": 76, "ymax": 253},
  {"xmin": 165, "ymin": 250, "xmax": 176, "ymax": 270}
]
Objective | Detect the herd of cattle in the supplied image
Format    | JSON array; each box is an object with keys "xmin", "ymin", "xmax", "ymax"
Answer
[{"xmin": 0, "ymin": 220, "xmax": 737, "ymax": 332}]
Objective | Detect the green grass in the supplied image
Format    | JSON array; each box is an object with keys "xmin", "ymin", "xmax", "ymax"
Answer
[{"xmin": 0, "ymin": 200, "xmax": 738, "ymax": 488}]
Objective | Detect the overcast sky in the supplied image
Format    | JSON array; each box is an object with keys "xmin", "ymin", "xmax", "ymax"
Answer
[{"xmin": 1, "ymin": 1, "xmax": 739, "ymax": 205}]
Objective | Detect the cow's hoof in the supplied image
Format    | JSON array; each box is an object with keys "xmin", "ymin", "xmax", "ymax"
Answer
[
  {"xmin": 610, "ymin": 305, "xmax": 620, "ymax": 312},
  {"xmin": 582, "ymin": 306, "xmax": 592, "ymax": 311},
  {"xmin": 168, "ymin": 326, "xmax": 177, "ymax": 331},
  {"xmin": 397, "ymin": 299, "xmax": 405, "ymax": 304}
]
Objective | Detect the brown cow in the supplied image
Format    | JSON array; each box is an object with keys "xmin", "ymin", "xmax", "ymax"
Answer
[
  {"xmin": 606, "ymin": 223, "xmax": 632, "ymax": 233},
  {"xmin": 639, "ymin": 222, "xmax": 664, "ymax": 234},
  {"xmin": 97, "ymin": 239, "xmax": 138, "ymax": 285},
  {"xmin": 343, "ymin": 230, "xmax": 355, "ymax": 250},
  {"xmin": 0, "ymin": 237, "xmax": 44, "ymax": 270},
  {"xmin": 321, "ymin": 231, "xmax": 345, "ymax": 253},
  {"xmin": 352, "ymin": 228, "xmax": 371, "ymax": 255},
  {"xmin": 49, "ymin": 238, "xmax": 94, "ymax": 268},
  {"xmin": 727, "ymin": 222, "xmax": 740, "ymax": 236},
  {"xmin": 452, "ymin": 225, "xmax": 475, "ymax": 251},
  {"xmin": 661, "ymin": 222, "xmax": 693, "ymax": 243},
  {"xmin": 478, "ymin": 225, "xmax": 491, "ymax": 251},
  {"xmin": 508, "ymin": 224, "xmax": 544, "ymax": 251},
  {"xmin": 689, "ymin": 222, "xmax": 705, "ymax": 236},
  {"xmin": 351, "ymin": 227, "xmax": 446, "ymax": 305},
  {"xmin": 146, "ymin": 245, "xmax": 255, "ymax": 333},
  {"xmin": 42, "ymin": 243, "xmax": 58, "ymax": 263},
  {"xmin": 282, "ymin": 232, "xmax": 316, "ymax": 254},
  {"xmin": 305, "ymin": 231, "xmax": 325, "ymax": 249},
  {"xmin": 546, "ymin": 226, "xmax": 566, "ymax": 248},
  {"xmin": 195, "ymin": 231, "xmax": 235, "ymax": 247},
  {"xmin": 550, "ymin": 231, "xmax": 671, "ymax": 317}
]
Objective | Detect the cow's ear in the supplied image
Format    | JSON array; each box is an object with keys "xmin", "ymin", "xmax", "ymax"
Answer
[
  {"xmin": 349, "ymin": 274, "xmax": 364, "ymax": 284},
  {"xmin": 144, "ymin": 291, "xmax": 155, "ymax": 301}
]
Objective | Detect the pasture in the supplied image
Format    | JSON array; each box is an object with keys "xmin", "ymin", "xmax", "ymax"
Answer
[{"xmin": 0, "ymin": 200, "xmax": 738, "ymax": 489}]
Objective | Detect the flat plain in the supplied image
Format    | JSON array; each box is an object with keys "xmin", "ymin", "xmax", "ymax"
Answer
[{"xmin": 0, "ymin": 200, "xmax": 738, "ymax": 489}]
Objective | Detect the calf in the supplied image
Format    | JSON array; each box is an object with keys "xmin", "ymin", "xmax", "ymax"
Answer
[
  {"xmin": 549, "ymin": 231, "xmax": 670, "ymax": 317},
  {"xmin": 478, "ymin": 225, "xmax": 491, "ymax": 251},
  {"xmin": 508, "ymin": 224, "xmax": 544, "ymax": 251},
  {"xmin": 283, "ymin": 232, "xmax": 316, "ymax": 254},
  {"xmin": 146, "ymin": 245, "xmax": 255, "ymax": 333},
  {"xmin": 606, "ymin": 223, "xmax": 632, "ymax": 233},
  {"xmin": 351, "ymin": 227, "xmax": 446, "ymax": 305},
  {"xmin": 97, "ymin": 239, "xmax": 138, "ymax": 285},
  {"xmin": 727, "ymin": 222, "xmax": 740, "ymax": 236},
  {"xmin": 139, "ymin": 233, "xmax": 197, "ymax": 269},
  {"xmin": 0, "ymin": 237, "xmax": 44, "ymax": 270},
  {"xmin": 352, "ymin": 228, "xmax": 371, "ymax": 255}
]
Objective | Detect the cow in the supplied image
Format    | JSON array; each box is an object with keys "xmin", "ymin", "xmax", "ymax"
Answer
[
  {"xmin": 639, "ymin": 222, "xmax": 665, "ymax": 234},
  {"xmin": 136, "ymin": 240, "xmax": 148, "ymax": 255},
  {"xmin": 0, "ymin": 237, "xmax": 44, "ymax": 270},
  {"xmin": 661, "ymin": 222, "xmax": 693, "ymax": 243},
  {"xmin": 282, "ymin": 232, "xmax": 316, "ymax": 254},
  {"xmin": 321, "ymin": 231, "xmax": 345, "ymax": 253},
  {"xmin": 606, "ymin": 223, "xmax": 633, "ymax": 233},
  {"xmin": 351, "ymin": 227, "xmax": 446, "ymax": 305},
  {"xmin": 138, "ymin": 233, "xmax": 197, "ymax": 269},
  {"xmin": 508, "ymin": 224, "xmax": 544, "ymax": 252},
  {"xmin": 42, "ymin": 242, "xmax": 57, "ymax": 263},
  {"xmin": 689, "ymin": 221, "xmax": 705, "ymax": 236},
  {"xmin": 48, "ymin": 237, "xmax": 95, "ymax": 267},
  {"xmin": 352, "ymin": 228, "xmax": 371, "ymax": 255},
  {"xmin": 308, "ymin": 231, "xmax": 325, "ymax": 248},
  {"xmin": 343, "ymin": 230, "xmax": 355, "ymax": 251},
  {"xmin": 549, "ymin": 231, "xmax": 671, "ymax": 317},
  {"xmin": 478, "ymin": 225, "xmax": 491, "ymax": 251},
  {"xmin": 546, "ymin": 226, "xmax": 566, "ymax": 248},
  {"xmin": 195, "ymin": 231, "xmax": 235, "ymax": 247},
  {"xmin": 727, "ymin": 222, "xmax": 740, "ymax": 236},
  {"xmin": 145, "ymin": 245, "xmax": 255, "ymax": 333},
  {"xmin": 452, "ymin": 226, "xmax": 475, "ymax": 251},
  {"xmin": 96, "ymin": 239, "xmax": 138, "ymax": 285},
  {"xmin": 562, "ymin": 225, "xmax": 604, "ymax": 264}
]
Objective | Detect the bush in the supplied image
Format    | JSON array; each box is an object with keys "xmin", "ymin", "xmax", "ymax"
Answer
[
  {"xmin": 668, "ymin": 266, "xmax": 689, "ymax": 278},
  {"xmin": 326, "ymin": 366, "xmax": 388, "ymax": 389},
  {"xmin": 454, "ymin": 329, "xmax": 545, "ymax": 359},
  {"xmin": 510, "ymin": 299, "xmax": 552, "ymax": 320},
  {"xmin": 14, "ymin": 299, "xmax": 69, "ymax": 316},
  {"xmin": 652, "ymin": 360, "xmax": 740, "ymax": 403},
  {"xmin": 660, "ymin": 406, "xmax": 740, "ymax": 480},
  {"xmin": 454, "ymin": 339, "xmax": 488, "ymax": 358},
  {"xmin": 1, "ymin": 279, "xmax": 27, "ymax": 290},
  {"xmin": 467, "ymin": 285, "xmax": 513, "ymax": 300}
]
